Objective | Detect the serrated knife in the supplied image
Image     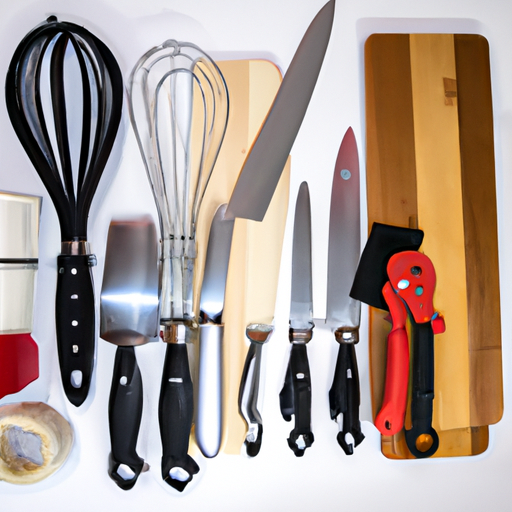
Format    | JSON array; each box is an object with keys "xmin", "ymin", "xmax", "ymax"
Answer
[
  {"xmin": 225, "ymin": 0, "xmax": 335, "ymax": 221},
  {"xmin": 279, "ymin": 181, "xmax": 314, "ymax": 456},
  {"xmin": 325, "ymin": 127, "xmax": 364, "ymax": 455}
]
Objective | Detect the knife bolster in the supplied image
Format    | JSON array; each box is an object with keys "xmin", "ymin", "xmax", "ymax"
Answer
[
  {"xmin": 289, "ymin": 327, "xmax": 314, "ymax": 344},
  {"xmin": 334, "ymin": 327, "xmax": 359, "ymax": 345}
]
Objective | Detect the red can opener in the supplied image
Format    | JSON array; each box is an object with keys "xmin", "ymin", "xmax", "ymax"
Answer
[{"xmin": 374, "ymin": 251, "xmax": 445, "ymax": 455}]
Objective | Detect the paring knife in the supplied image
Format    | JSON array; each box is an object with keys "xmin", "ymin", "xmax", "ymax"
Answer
[
  {"xmin": 325, "ymin": 127, "xmax": 364, "ymax": 455},
  {"xmin": 195, "ymin": 204, "xmax": 234, "ymax": 458},
  {"xmin": 279, "ymin": 181, "xmax": 314, "ymax": 456},
  {"xmin": 225, "ymin": 0, "xmax": 335, "ymax": 221}
]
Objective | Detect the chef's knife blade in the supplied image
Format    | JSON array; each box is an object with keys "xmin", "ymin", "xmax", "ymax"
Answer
[
  {"xmin": 279, "ymin": 181, "xmax": 314, "ymax": 456},
  {"xmin": 195, "ymin": 204, "xmax": 234, "ymax": 458},
  {"xmin": 225, "ymin": 0, "xmax": 335, "ymax": 221},
  {"xmin": 325, "ymin": 127, "xmax": 364, "ymax": 454}
]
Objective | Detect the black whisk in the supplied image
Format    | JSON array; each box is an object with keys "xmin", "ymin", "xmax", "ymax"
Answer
[{"xmin": 5, "ymin": 17, "xmax": 123, "ymax": 406}]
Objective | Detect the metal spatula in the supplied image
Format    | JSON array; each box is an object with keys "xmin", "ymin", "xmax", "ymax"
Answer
[{"xmin": 100, "ymin": 216, "xmax": 159, "ymax": 490}]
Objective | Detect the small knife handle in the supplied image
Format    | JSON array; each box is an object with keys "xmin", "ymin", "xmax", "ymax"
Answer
[
  {"xmin": 108, "ymin": 346, "xmax": 144, "ymax": 490},
  {"xmin": 55, "ymin": 254, "xmax": 96, "ymax": 407},
  {"xmin": 329, "ymin": 341, "xmax": 365, "ymax": 455},
  {"xmin": 159, "ymin": 342, "xmax": 199, "ymax": 492},
  {"xmin": 404, "ymin": 320, "xmax": 439, "ymax": 458},
  {"xmin": 279, "ymin": 342, "xmax": 314, "ymax": 457},
  {"xmin": 375, "ymin": 282, "xmax": 410, "ymax": 436},
  {"xmin": 195, "ymin": 324, "xmax": 223, "ymax": 458},
  {"xmin": 238, "ymin": 342, "xmax": 264, "ymax": 457}
]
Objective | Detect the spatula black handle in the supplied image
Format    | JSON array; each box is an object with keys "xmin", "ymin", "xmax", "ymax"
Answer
[
  {"xmin": 55, "ymin": 253, "xmax": 96, "ymax": 407},
  {"xmin": 108, "ymin": 346, "xmax": 144, "ymax": 490},
  {"xmin": 159, "ymin": 342, "xmax": 199, "ymax": 492}
]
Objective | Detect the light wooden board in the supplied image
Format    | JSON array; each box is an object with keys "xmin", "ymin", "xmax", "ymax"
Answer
[
  {"xmin": 365, "ymin": 33, "xmax": 502, "ymax": 458},
  {"xmin": 193, "ymin": 60, "xmax": 289, "ymax": 455}
]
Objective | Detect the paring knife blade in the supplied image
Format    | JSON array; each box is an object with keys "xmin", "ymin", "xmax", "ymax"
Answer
[
  {"xmin": 225, "ymin": 0, "xmax": 335, "ymax": 222},
  {"xmin": 325, "ymin": 127, "xmax": 364, "ymax": 455},
  {"xmin": 279, "ymin": 181, "xmax": 314, "ymax": 456},
  {"xmin": 195, "ymin": 204, "xmax": 234, "ymax": 458}
]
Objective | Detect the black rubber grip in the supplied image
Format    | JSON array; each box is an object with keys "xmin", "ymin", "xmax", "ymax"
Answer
[
  {"xmin": 279, "ymin": 343, "xmax": 314, "ymax": 457},
  {"xmin": 329, "ymin": 343, "xmax": 365, "ymax": 455},
  {"xmin": 107, "ymin": 346, "xmax": 144, "ymax": 490},
  {"xmin": 405, "ymin": 320, "xmax": 439, "ymax": 458},
  {"xmin": 159, "ymin": 343, "xmax": 199, "ymax": 492},
  {"xmin": 55, "ymin": 253, "xmax": 95, "ymax": 407}
]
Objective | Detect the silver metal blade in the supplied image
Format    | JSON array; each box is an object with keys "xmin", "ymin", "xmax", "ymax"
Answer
[
  {"xmin": 290, "ymin": 182, "xmax": 313, "ymax": 329},
  {"xmin": 100, "ymin": 216, "xmax": 160, "ymax": 346},
  {"xmin": 225, "ymin": 0, "xmax": 335, "ymax": 222},
  {"xmin": 199, "ymin": 204, "xmax": 235, "ymax": 320},
  {"xmin": 326, "ymin": 127, "xmax": 361, "ymax": 329}
]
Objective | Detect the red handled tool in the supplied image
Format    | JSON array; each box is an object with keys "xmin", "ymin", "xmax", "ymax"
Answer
[{"xmin": 376, "ymin": 251, "xmax": 445, "ymax": 457}]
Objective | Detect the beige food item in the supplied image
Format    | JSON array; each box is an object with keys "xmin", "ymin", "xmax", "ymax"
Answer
[{"xmin": 0, "ymin": 402, "xmax": 73, "ymax": 484}]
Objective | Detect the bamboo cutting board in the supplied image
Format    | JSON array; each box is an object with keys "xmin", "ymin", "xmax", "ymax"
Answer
[{"xmin": 365, "ymin": 34, "xmax": 502, "ymax": 458}]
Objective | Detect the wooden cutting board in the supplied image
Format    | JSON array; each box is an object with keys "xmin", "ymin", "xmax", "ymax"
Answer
[
  {"xmin": 365, "ymin": 33, "xmax": 502, "ymax": 458},
  {"xmin": 194, "ymin": 59, "xmax": 289, "ymax": 455}
]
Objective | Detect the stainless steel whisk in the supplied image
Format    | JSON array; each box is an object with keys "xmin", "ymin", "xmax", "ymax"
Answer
[{"xmin": 128, "ymin": 40, "xmax": 228, "ymax": 492}]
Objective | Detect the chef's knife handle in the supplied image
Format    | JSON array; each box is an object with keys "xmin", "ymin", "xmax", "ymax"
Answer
[
  {"xmin": 404, "ymin": 320, "xmax": 439, "ymax": 458},
  {"xmin": 279, "ymin": 342, "xmax": 314, "ymax": 457},
  {"xmin": 375, "ymin": 282, "xmax": 410, "ymax": 436},
  {"xmin": 329, "ymin": 341, "xmax": 365, "ymax": 455},
  {"xmin": 108, "ymin": 346, "xmax": 144, "ymax": 490},
  {"xmin": 56, "ymin": 254, "xmax": 96, "ymax": 407},
  {"xmin": 195, "ymin": 324, "xmax": 223, "ymax": 458},
  {"xmin": 159, "ymin": 342, "xmax": 199, "ymax": 492}
]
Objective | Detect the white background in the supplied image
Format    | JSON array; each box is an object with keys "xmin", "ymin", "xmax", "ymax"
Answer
[{"xmin": 1, "ymin": 0, "xmax": 511, "ymax": 510}]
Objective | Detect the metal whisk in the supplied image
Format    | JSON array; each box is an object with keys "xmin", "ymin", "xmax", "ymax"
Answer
[{"xmin": 128, "ymin": 40, "xmax": 228, "ymax": 491}]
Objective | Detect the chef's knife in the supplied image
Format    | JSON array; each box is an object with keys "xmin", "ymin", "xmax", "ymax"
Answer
[
  {"xmin": 279, "ymin": 181, "xmax": 314, "ymax": 456},
  {"xmin": 225, "ymin": 0, "xmax": 335, "ymax": 221},
  {"xmin": 325, "ymin": 127, "xmax": 364, "ymax": 455},
  {"xmin": 195, "ymin": 204, "xmax": 234, "ymax": 458}
]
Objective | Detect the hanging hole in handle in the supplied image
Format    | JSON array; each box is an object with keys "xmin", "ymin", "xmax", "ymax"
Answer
[
  {"xmin": 71, "ymin": 294, "xmax": 78, "ymax": 300},
  {"xmin": 120, "ymin": 376, "xmax": 128, "ymax": 386},
  {"xmin": 415, "ymin": 433, "xmax": 434, "ymax": 452},
  {"xmin": 169, "ymin": 466, "xmax": 190, "ymax": 482},
  {"xmin": 116, "ymin": 464, "xmax": 136, "ymax": 481},
  {"xmin": 71, "ymin": 370, "xmax": 83, "ymax": 388},
  {"xmin": 385, "ymin": 420, "xmax": 392, "ymax": 431}
]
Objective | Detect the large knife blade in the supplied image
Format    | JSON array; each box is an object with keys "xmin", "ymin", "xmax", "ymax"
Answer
[
  {"xmin": 225, "ymin": 0, "xmax": 335, "ymax": 221},
  {"xmin": 195, "ymin": 204, "xmax": 234, "ymax": 458},
  {"xmin": 325, "ymin": 127, "xmax": 364, "ymax": 455},
  {"xmin": 279, "ymin": 181, "xmax": 314, "ymax": 456}
]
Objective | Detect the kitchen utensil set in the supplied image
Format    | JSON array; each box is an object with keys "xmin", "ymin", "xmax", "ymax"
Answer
[{"xmin": 1, "ymin": 0, "xmax": 500, "ymax": 492}]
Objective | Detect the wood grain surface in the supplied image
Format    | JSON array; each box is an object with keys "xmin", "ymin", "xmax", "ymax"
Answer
[
  {"xmin": 193, "ymin": 60, "xmax": 289, "ymax": 454},
  {"xmin": 365, "ymin": 33, "xmax": 502, "ymax": 458}
]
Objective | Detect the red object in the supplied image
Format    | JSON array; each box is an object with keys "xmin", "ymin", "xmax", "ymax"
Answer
[
  {"xmin": 374, "ymin": 251, "xmax": 445, "ymax": 437},
  {"xmin": 387, "ymin": 251, "xmax": 436, "ymax": 323},
  {"xmin": 0, "ymin": 333, "xmax": 39, "ymax": 398},
  {"xmin": 375, "ymin": 282, "xmax": 410, "ymax": 436}
]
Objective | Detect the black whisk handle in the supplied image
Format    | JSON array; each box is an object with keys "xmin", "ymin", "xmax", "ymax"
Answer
[{"xmin": 55, "ymin": 253, "xmax": 96, "ymax": 407}]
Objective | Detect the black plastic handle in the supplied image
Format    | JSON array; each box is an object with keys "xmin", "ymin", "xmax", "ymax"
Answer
[
  {"xmin": 404, "ymin": 320, "xmax": 439, "ymax": 458},
  {"xmin": 159, "ymin": 343, "xmax": 199, "ymax": 492},
  {"xmin": 279, "ymin": 343, "xmax": 314, "ymax": 457},
  {"xmin": 329, "ymin": 343, "xmax": 365, "ymax": 455},
  {"xmin": 55, "ymin": 253, "xmax": 96, "ymax": 407},
  {"xmin": 108, "ymin": 346, "xmax": 144, "ymax": 490}
]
